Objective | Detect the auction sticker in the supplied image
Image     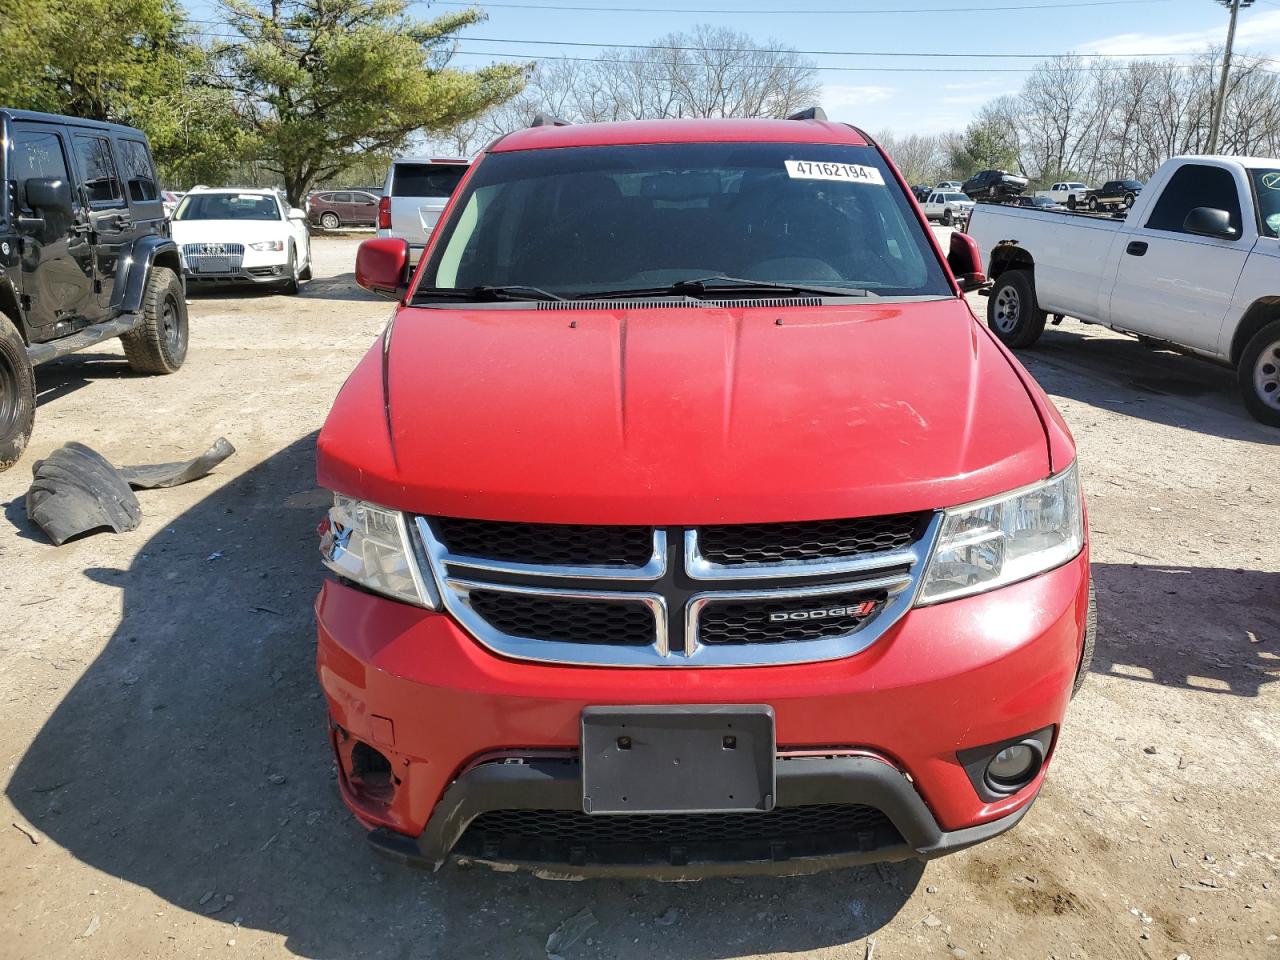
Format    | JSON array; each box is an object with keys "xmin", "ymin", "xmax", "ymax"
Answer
[{"xmin": 785, "ymin": 160, "xmax": 884, "ymax": 185}]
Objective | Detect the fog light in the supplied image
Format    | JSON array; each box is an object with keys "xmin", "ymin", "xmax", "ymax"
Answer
[{"xmin": 987, "ymin": 745, "xmax": 1037, "ymax": 785}]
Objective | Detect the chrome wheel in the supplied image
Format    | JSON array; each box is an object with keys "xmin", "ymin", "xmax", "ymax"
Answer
[
  {"xmin": 321, "ymin": 212, "xmax": 340, "ymax": 229},
  {"xmin": 993, "ymin": 284, "xmax": 1021, "ymax": 333},
  {"xmin": 1254, "ymin": 339, "xmax": 1280, "ymax": 412}
]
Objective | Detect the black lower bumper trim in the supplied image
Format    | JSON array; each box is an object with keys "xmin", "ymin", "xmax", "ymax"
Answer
[{"xmin": 365, "ymin": 756, "xmax": 1037, "ymax": 878}]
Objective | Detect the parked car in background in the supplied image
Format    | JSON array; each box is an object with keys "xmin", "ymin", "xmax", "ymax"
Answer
[
  {"xmin": 923, "ymin": 190, "xmax": 975, "ymax": 225},
  {"xmin": 161, "ymin": 189, "xmax": 184, "ymax": 218},
  {"xmin": 967, "ymin": 155, "xmax": 1280, "ymax": 426},
  {"xmin": 1034, "ymin": 182, "xmax": 1091, "ymax": 209},
  {"xmin": 1085, "ymin": 179, "xmax": 1144, "ymax": 211},
  {"xmin": 377, "ymin": 157, "xmax": 470, "ymax": 249},
  {"xmin": 170, "ymin": 187, "xmax": 311, "ymax": 294},
  {"xmin": 911, "ymin": 183, "xmax": 932, "ymax": 203},
  {"xmin": 1013, "ymin": 195, "xmax": 1061, "ymax": 210},
  {"xmin": 0, "ymin": 108, "xmax": 188, "ymax": 471},
  {"xmin": 317, "ymin": 112, "xmax": 1092, "ymax": 879},
  {"xmin": 935, "ymin": 180, "xmax": 964, "ymax": 192},
  {"xmin": 308, "ymin": 189, "xmax": 379, "ymax": 229},
  {"xmin": 962, "ymin": 169, "xmax": 1029, "ymax": 201}
]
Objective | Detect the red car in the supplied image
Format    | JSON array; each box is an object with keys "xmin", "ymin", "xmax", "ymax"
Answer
[{"xmin": 315, "ymin": 112, "xmax": 1093, "ymax": 878}]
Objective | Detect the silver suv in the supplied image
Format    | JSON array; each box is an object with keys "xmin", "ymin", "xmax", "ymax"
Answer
[{"xmin": 377, "ymin": 157, "xmax": 470, "ymax": 249}]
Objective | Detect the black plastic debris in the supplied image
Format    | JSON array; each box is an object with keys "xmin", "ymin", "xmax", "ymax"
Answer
[
  {"xmin": 26, "ymin": 443, "xmax": 142, "ymax": 546},
  {"xmin": 25, "ymin": 438, "xmax": 236, "ymax": 545}
]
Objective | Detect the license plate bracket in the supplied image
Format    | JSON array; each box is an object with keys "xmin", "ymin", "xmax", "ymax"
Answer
[{"xmin": 581, "ymin": 705, "xmax": 775, "ymax": 815}]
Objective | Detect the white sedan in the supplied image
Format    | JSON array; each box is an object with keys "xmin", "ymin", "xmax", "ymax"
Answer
[{"xmin": 170, "ymin": 188, "xmax": 312, "ymax": 294}]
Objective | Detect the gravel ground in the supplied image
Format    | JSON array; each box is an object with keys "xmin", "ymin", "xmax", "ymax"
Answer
[{"xmin": 0, "ymin": 234, "xmax": 1276, "ymax": 960}]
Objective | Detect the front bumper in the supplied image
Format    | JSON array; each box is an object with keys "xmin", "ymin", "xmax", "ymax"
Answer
[
  {"xmin": 316, "ymin": 549, "xmax": 1089, "ymax": 874},
  {"xmin": 183, "ymin": 264, "xmax": 290, "ymax": 285}
]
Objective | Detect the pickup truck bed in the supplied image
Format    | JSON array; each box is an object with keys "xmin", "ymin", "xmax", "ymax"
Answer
[{"xmin": 965, "ymin": 155, "xmax": 1280, "ymax": 426}]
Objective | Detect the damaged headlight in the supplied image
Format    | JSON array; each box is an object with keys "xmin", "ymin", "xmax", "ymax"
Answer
[
  {"xmin": 249, "ymin": 240, "xmax": 284, "ymax": 251},
  {"xmin": 318, "ymin": 493, "xmax": 439, "ymax": 608},
  {"xmin": 917, "ymin": 463, "xmax": 1083, "ymax": 605}
]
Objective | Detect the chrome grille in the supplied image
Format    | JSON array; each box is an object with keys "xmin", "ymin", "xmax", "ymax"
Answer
[
  {"xmin": 416, "ymin": 513, "xmax": 939, "ymax": 667},
  {"xmin": 182, "ymin": 242, "xmax": 245, "ymax": 274}
]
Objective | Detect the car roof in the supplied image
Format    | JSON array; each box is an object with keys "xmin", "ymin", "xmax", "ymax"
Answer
[
  {"xmin": 1, "ymin": 107, "xmax": 145, "ymax": 138},
  {"xmin": 490, "ymin": 117, "xmax": 870, "ymax": 153},
  {"xmin": 391, "ymin": 157, "xmax": 471, "ymax": 165},
  {"xmin": 187, "ymin": 187, "xmax": 280, "ymax": 196}
]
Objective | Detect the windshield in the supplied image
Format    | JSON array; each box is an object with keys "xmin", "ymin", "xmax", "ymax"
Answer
[
  {"xmin": 174, "ymin": 193, "xmax": 280, "ymax": 221},
  {"xmin": 1251, "ymin": 169, "xmax": 1280, "ymax": 237},
  {"xmin": 943, "ymin": 193, "xmax": 969, "ymax": 202},
  {"xmin": 418, "ymin": 142, "xmax": 951, "ymax": 300},
  {"xmin": 1122, "ymin": 180, "xmax": 1143, "ymax": 190}
]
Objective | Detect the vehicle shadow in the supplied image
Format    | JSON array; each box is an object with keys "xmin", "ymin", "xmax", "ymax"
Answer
[
  {"xmin": 185, "ymin": 273, "xmax": 377, "ymax": 304},
  {"xmin": 6, "ymin": 434, "xmax": 920, "ymax": 960},
  {"xmin": 34, "ymin": 353, "xmax": 137, "ymax": 407},
  {"xmin": 1010, "ymin": 322, "xmax": 1280, "ymax": 445},
  {"xmin": 1090, "ymin": 562, "xmax": 1280, "ymax": 697}
]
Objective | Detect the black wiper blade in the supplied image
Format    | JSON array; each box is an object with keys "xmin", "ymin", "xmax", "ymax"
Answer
[
  {"xmin": 581, "ymin": 276, "xmax": 868, "ymax": 300},
  {"xmin": 413, "ymin": 285, "xmax": 565, "ymax": 303}
]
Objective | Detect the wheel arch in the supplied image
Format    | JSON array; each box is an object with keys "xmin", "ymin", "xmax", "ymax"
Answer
[
  {"xmin": 0, "ymin": 278, "xmax": 27, "ymax": 344},
  {"xmin": 987, "ymin": 243, "xmax": 1035, "ymax": 282},
  {"xmin": 1230, "ymin": 296, "xmax": 1280, "ymax": 366},
  {"xmin": 121, "ymin": 237, "xmax": 184, "ymax": 314}
]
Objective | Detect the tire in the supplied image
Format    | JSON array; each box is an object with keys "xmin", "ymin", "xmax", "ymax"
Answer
[
  {"xmin": 986, "ymin": 269, "xmax": 1047, "ymax": 348},
  {"xmin": 1067, "ymin": 196, "xmax": 1077, "ymax": 210},
  {"xmin": 320, "ymin": 212, "xmax": 340, "ymax": 230},
  {"xmin": 1087, "ymin": 196, "xmax": 1099, "ymax": 212},
  {"xmin": 1123, "ymin": 192, "xmax": 1136, "ymax": 209},
  {"xmin": 1238, "ymin": 318, "xmax": 1280, "ymax": 427},
  {"xmin": 121, "ymin": 266, "xmax": 188, "ymax": 375},
  {"xmin": 298, "ymin": 238, "xmax": 313, "ymax": 281},
  {"xmin": 0, "ymin": 312, "xmax": 36, "ymax": 472},
  {"xmin": 942, "ymin": 209, "xmax": 954, "ymax": 226},
  {"xmin": 279, "ymin": 245, "xmax": 300, "ymax": 295},
  {"xmin": 1072, "ymin": 581, "xmax": 1097, "ymax": 698}
]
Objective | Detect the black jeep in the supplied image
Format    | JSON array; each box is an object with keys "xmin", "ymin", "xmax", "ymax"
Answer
[{"xmin": 0, "ymin": 109, "xmax": 187, "ymax": 471}]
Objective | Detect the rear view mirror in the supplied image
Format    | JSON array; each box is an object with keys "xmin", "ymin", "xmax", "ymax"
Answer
[
  {"xmin": 1183, "ymin": 206, "xmax": 1238, "ymax": 240},
  {"xmin": 355, "ymin": 238, "xmax": 411, "ymax": 299},
  {"xmin": 25, "ymin": 177, "xmax": 73, "ymax": 216},
  {"xmin": 947, "ymin": 231, "xmax": 987, "ymax": 292}
]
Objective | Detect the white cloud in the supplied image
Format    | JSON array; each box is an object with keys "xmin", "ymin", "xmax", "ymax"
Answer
[
  {"xmin": 1080, "ymin": 8, "xmax": 1280, "ymax": 57},
  {"xmin": 942, "ymin": 79, "xmax": 1004, "ymax": 92},
  {"xmin": 821, "ymin": 84, "xmax": 896, "ymax": 110}
]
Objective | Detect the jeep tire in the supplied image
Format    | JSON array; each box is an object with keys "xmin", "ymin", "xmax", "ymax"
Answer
[
  {"xmin": 122, "ymin": 266, "xmax": 188, "ymax": 374},
  {"xmin": 986, "ymin": 269, "xmax": 1047, "ymax": 348},
  {"xmin": 0, "ymin": 312, "xmax": 36, "ymax": 472}
]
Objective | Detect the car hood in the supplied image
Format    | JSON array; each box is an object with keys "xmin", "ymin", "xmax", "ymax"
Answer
[
  {"xmin": 170, "ymin": 220, "xmax": 286, "ymax": 245},
  {"xmin": 317, "ymin": 298, "xmax": 1054, "ymax": 524}
]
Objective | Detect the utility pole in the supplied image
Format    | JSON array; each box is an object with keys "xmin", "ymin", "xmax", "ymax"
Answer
[{"xmin": 1208, "ymin": 0, "xmax": 1252, "ymax": 155}]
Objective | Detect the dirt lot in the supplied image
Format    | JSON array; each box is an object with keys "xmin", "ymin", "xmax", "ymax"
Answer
[{"xmin": 1, "ymin": 234, "xmax": 1276, "ymax": 960}]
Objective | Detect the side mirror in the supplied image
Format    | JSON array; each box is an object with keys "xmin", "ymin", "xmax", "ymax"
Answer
[
  {"xmin": 288, "ymin": 208, "xmax": 307, "ymax": 221},
  {"xmin": 355, "ymin": 237, "xmax": 411, "ymax": 299},
  {"xmin": 25, "ymin": 177, "xmax": 74, "ymax": 215},
  {"xmin": 1182, "ymin": 206, "xmax": 1238, "ymax": 240},
  {"xmin": 947, "ymin": 230, "xmax": 987, "ymax": 293}
]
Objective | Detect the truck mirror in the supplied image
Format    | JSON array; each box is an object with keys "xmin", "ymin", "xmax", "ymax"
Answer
[
  {"xmin": 355, "ymin": 237, "xmax": 411, "ymax": 299},
  {"xmin": 1182, "ymin": 207, "xmax": 1238, "ymax": 240},
  {"xmin": 947, "ymin": 231, "xmax": 987, "ymax": 292},
  {"xmin": 25, "ymin": 177, "xmax": 74, "ymax": 216}
]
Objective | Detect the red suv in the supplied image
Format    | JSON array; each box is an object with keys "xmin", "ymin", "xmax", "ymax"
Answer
[{"xmin": 315, "ymin": 113, "xmax": 1093, "ymax": 879}]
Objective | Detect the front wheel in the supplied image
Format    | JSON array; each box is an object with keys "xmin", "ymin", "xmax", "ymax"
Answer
[
  {"xmin": 122, "ymin": 266, "xmax": 188, "ymax": 374},
  {"xmin": 0, "ymin": 312, "xmax": 36, "ymax": 472},
  {"xmin": 1067, "ymin": 196, "xmax": 1077, "ymax": 210},
  {"xmin": 1087, "ymin": 196, "xmax": 1099, "ymax": 212},
  {"xmin": 942, "ymin": 209, "xmax": 954, "ymax": 226},
  {"xmin": 1123, "ymin": 192, "xmax": 1136, "ymax": 208},
  {"xmin": 320, "ymin": 212, "xmax": 340, "ymax": 230},
  {"xmin": 279, "ymin": 245, "xmax": 300, "ymax": 295},
  {"xmin": 986, "ymin": 269, "xmax": 1046, "ymax": 348},
  {"xmin": 1239, "ymin": 318, "xmax": 1280, "ymax": 427}
]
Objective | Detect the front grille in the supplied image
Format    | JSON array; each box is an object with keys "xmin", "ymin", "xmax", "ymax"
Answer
[
  {"xmin": 697, "ymin": 514, "xmax": 923, "ymax": 566},
  {"xmin": 433, "ymin": 517, "xmax": 653, "ymax": 567},
  {"xmin": 455, "ymin": 804, "xmax": 904, "ymax": 865},
  {"xmin": 468, "ymin": 590, "xmax": 654, "ymax": 646},
  {"xmin": 182, "ymin": 242, "xmax": 245, "ymax": 274},
  {"xmin": 698, "ymin": 592, "xmax": 886, "ymax": 645}
]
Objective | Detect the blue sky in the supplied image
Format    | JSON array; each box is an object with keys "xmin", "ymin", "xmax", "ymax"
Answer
[
  {"xmin": 429, "ymin": 0, "xmax": 1280, "ymax": 135},
  {"xmin": 184, "ymin": 0, "xmax": 1280, "ymax": 136}
]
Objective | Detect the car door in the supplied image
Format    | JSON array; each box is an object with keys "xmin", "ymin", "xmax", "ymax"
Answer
[
  {"xmin": 327, "ymin": 192, "xmax": 350, "ymax": 223},
  {"xmin": 70, "ymin": 131, "xmax": 133, "ymax": 310},
  {"xmin": 1107, "ymin": 162, "xmax": 1252, "ymax": 354},
  {"xmin": 924, "ymin": 193, "xmax": 940, "ymax": 219},
  {"xmin": 351, "ymin": 191, "xmax": 378, "ymax": 225},
  {"xmin": 10, "ymin": 123, "xmax": 98, "ymax": 333},
  {"xmin": 112, "ymin": 136, "xmax": 164, "ymax": 307}
]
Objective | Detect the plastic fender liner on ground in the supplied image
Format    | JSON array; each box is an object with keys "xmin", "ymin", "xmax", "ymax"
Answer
[
  {"xmin": 26, "ymin": 443, "xmax": 142, "ymax": 545},
  {"xmin": 119, "ymin": 437, "xmax": 236, "ymax": 490}
]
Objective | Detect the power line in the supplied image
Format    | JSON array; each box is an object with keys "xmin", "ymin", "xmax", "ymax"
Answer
[{"xmin": 423, "ymin": 0, "xmax": 1174, "ymax": 12}]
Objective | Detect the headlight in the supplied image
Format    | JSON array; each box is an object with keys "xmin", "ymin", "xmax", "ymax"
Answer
[
  {"xmin": 917, "ymin": 463, "xmax": 1083, "ymax": 605},
  {"xmin": 249, "ymin": 240, "xmax": 284, "ymax": 251},
  {"xmin": 318, "ymin": 493, "xmax": 438, "ymax": 608}
]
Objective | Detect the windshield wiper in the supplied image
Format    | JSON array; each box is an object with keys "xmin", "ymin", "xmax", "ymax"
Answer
[
  {"xmin": 582, "ymin": 275, "xmax": 869, "ymax": 300},
  {"xmin": 413, "ymin": 284, "xmax": 566, "ymax": 303}
]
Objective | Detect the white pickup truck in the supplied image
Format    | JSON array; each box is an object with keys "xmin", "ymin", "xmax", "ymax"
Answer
[
  {"xmin": 1034, "ymin": 181, "xmax": 1091, "ymax": 209},
  {"xmin": 966, "ymin": 155, "xmax": 1280, "ymax": 426}
]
